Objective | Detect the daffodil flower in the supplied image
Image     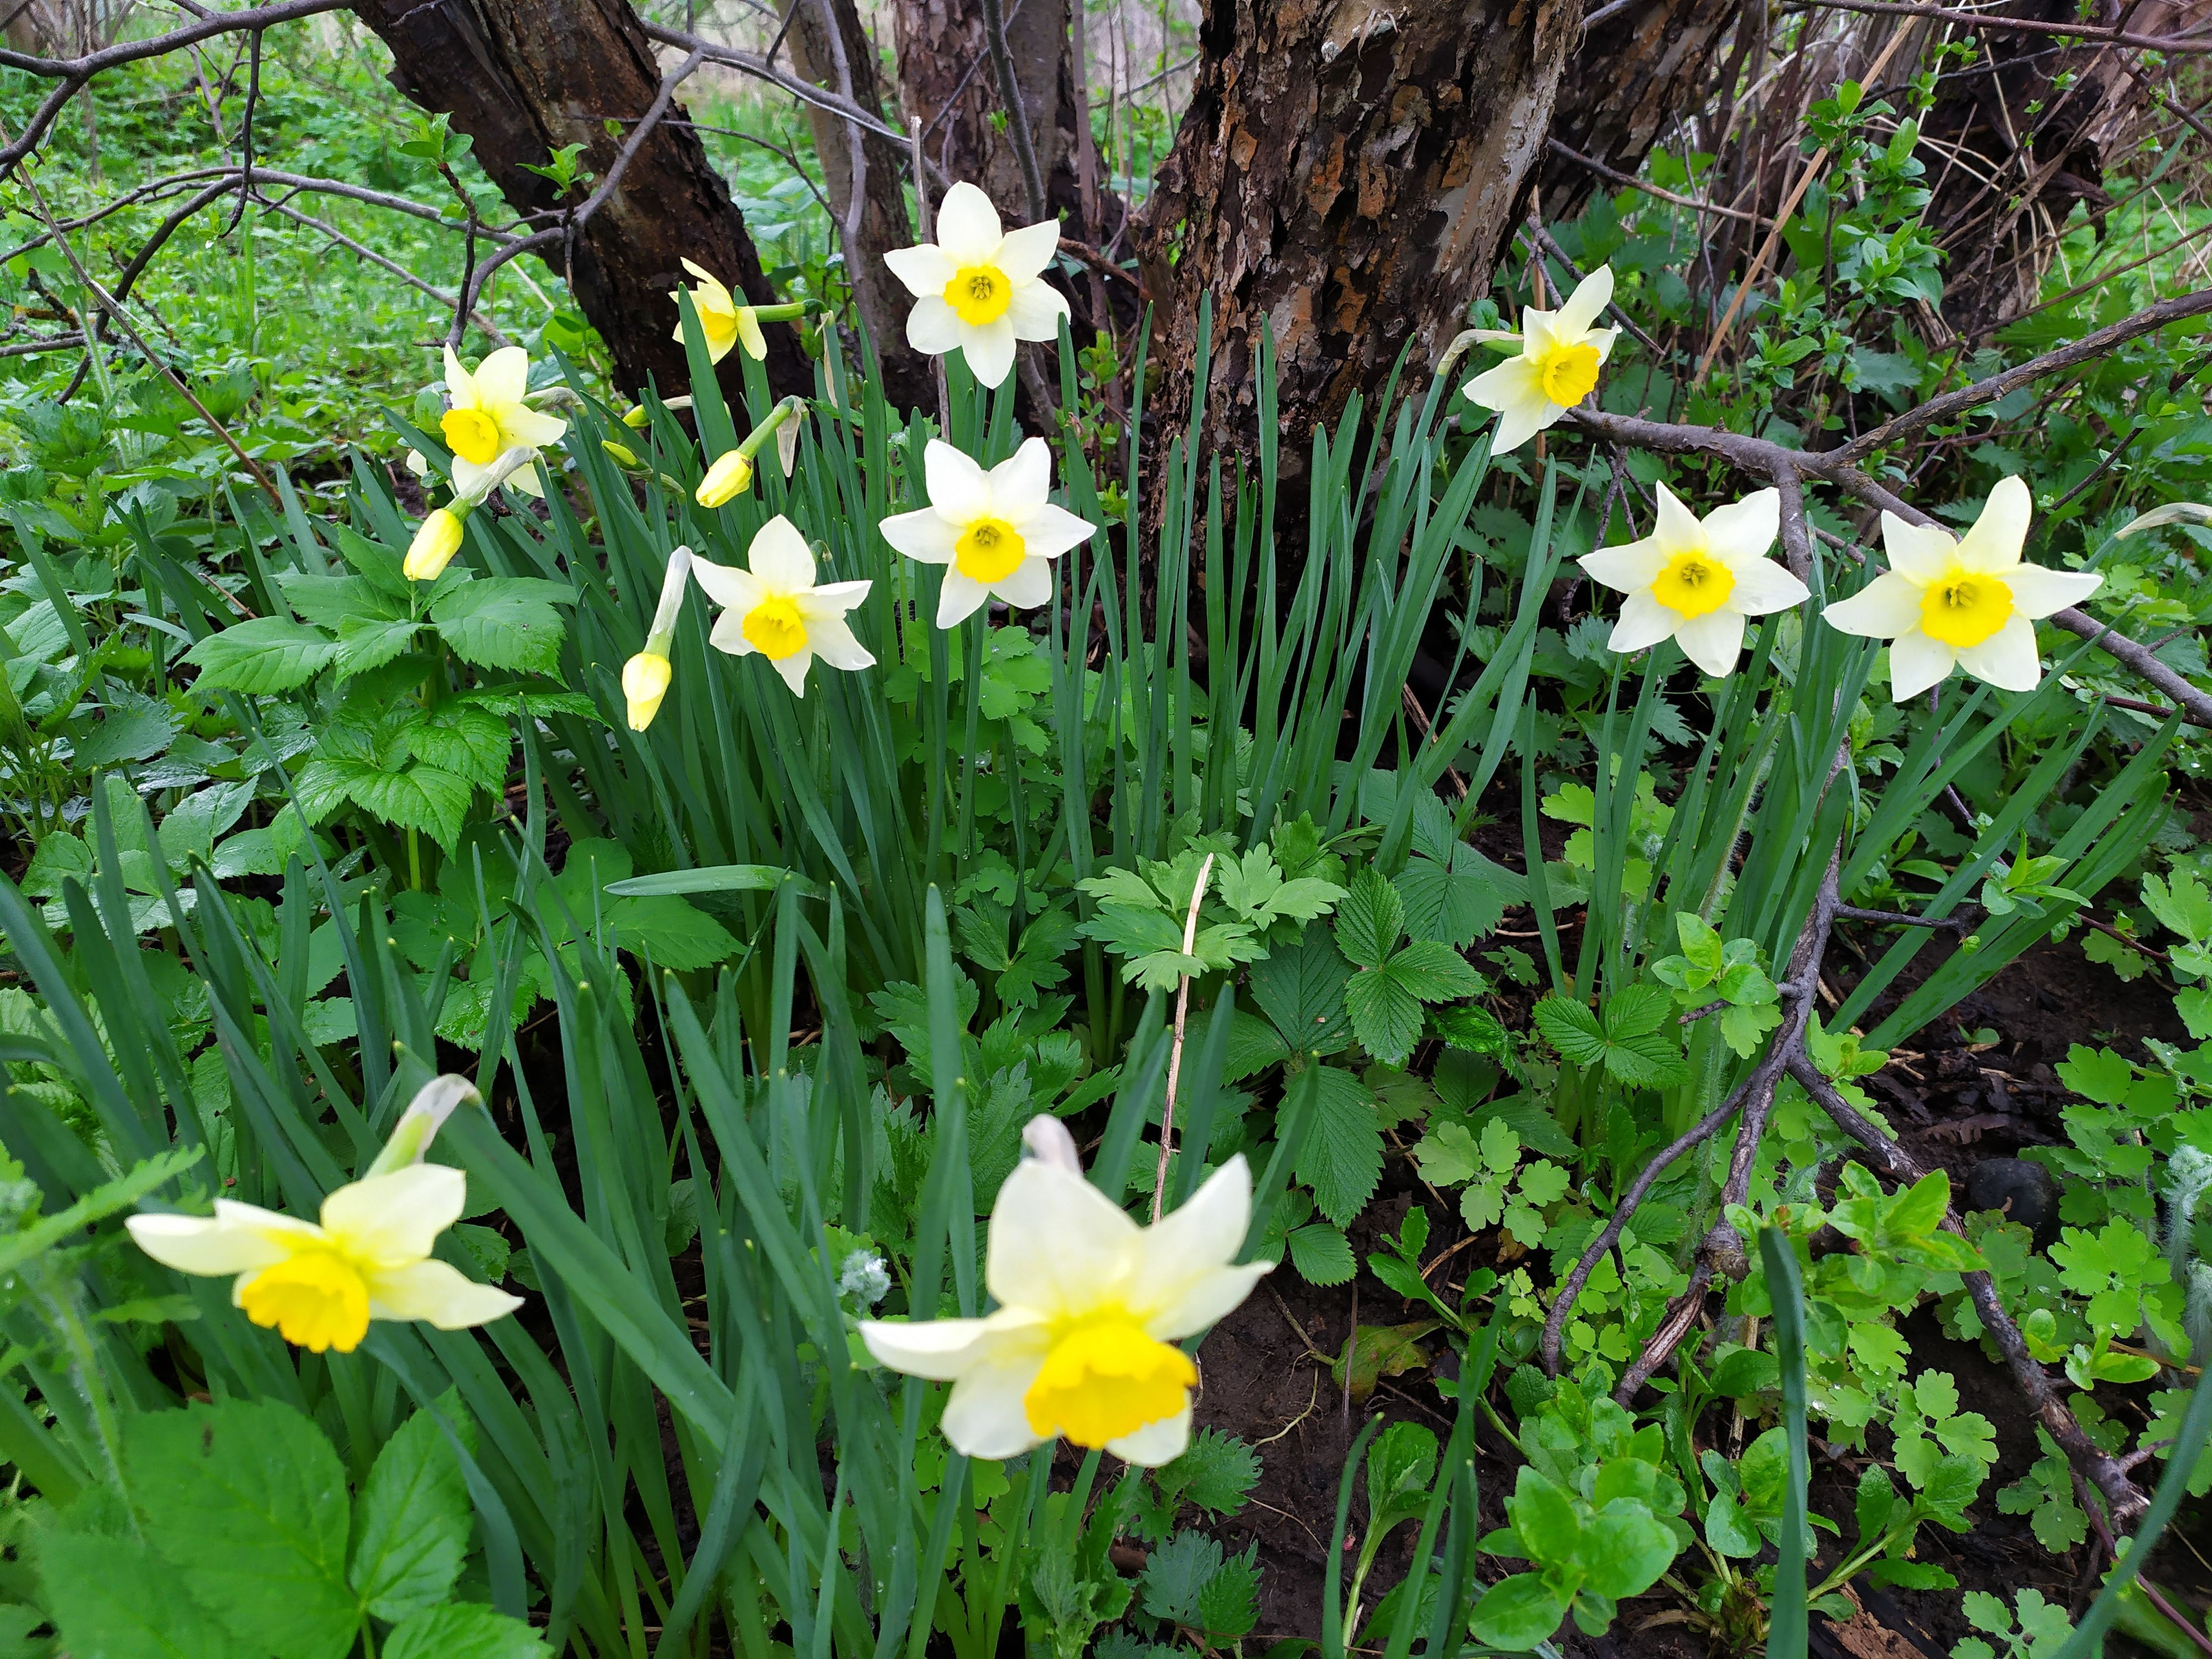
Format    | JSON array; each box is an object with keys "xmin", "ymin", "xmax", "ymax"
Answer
[
  {"xmin": 670, "ymin": 259, "xmax": 808, "ymax": 364},
  {"xmin": 861, "ymin": 1117, "xmax": 1266, "ymax": 1464},
  {"xmin": 1822, "ymin": 476, "xmax": 2101, "ymax": 698},
  {"xmin": 622, "ymin": 546, "xmax": 694, "ymax": 731},
  {"xmin": 1463, "ymin": 265, "xmax": 1620, "ymax": 453},
  {"xmin": 884, "ymin": 183, "xmax": 1070, "ymax": 389},
  {"xmin": 691, "ymin": 515, "xmax": 874, "ymax": 697},
  {"xmin": 1578, "ymin": 482, "xmax": 1809, "ymax": 677},
  {"xmin": 695, "ymin": 396, "xmax": 807, "ymax": 510},
  {"xmin": 878, "ymin": 436, "xmax": 1097, "ymax": 627},
  {"xmin": 439, "ymin": 346, "xmax": 568, "ymax": 501},
  {"xmin": 403, "ymin": 446, "xmax": 540, "ymax": 582},
  {"xmin": 125, "ymin": 1077, "xmax": 520, "ymax": 1355}
]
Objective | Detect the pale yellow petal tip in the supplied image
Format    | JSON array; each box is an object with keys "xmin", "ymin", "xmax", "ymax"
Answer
[
  {"xmin": 623, "ymin": 651, "xmax": 673, "ymax": 731},
  {"xmin": 405, "ymin": 508, "xmax": 464, "ymax": 582},
  {"xmin": 737, "ymin": 307, "xmax": 769, "ymax": 362},
  {"xmin": 696, "ymin": 451, "xmax": 754, "ymax": 508}
]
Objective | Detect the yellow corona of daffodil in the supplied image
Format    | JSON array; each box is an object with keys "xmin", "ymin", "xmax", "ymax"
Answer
[
  {"xmin": 439, "ymin": 346, "xmax": 568, "ymax": 500},
  {"xmin": 1463, "ymin": 265, "xmax": 1620, "ymax": 452},
  {"xmin": 125, "ymin": 1077, "xmax": 521, "ymax": 1355},
  {"xmin": 622, "ymin": 545, "xmax": 695, "ymax": 731},
  {"xmin": 1578, "ymin": 482, "xmax": 1809, "ymax": 677},
  {"xmin": 671, "ymin": 259, "xmax": 768, "ymax": 364},
  {"xmin": 1822, "ymin": 476, "xmax": 2101, "ymax": 699},
  {"xmin": 690, "ymin": 515, "xmax": 874, "ymax": 698},
  {"xmin": 878, "ymin": 435, "xmax": 1098, "ymax": 627},
  {"xmin": 884, "ymin": 183, "xmax": 1070, "ymax": 389},
  {"xmin": 860, "ymin": 1116, "xmax": 1267, "ymax": 1465}
]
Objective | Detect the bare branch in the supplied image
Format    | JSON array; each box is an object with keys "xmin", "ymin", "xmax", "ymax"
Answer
[{"xmin": 1788, "ymin": 0, "xmax": 2212, "ymax": 54}]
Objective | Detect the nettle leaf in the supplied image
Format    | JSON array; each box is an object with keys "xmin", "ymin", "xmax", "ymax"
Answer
[
  {"xmin": 37, "ymin": 1487, "xmax": 233, "ymax": 1659},
  {"xmin": 1157, "ymin": 1429, "xmax": 1261, "ymax": 1519},
  {"xmin": 182, "ymin": 617, "xmax": 340, "ymax": 692},
  {"xmin": 1334, "ymin": 868, "xmax": 1406, "ymax": 969},
  {"xmin": 431, "ymin": 577, "xmax": 571, "ymax": 675},
  {"xmin": 349, "ymin": 1400, "xmax": 476, "ymax": 1621},
  {"xmin": 334, "ymin": 615, "xmax": 425, "ymax": 677},
  {"xmin": 1296, "ymin": 1063, "xmax": 1381, "ymax": 1225},
  {"xmin": 400, "ymin": 701, "xmax": 511, "ymax": 789},
  {"xmin": 325, "ymin": 761, "xmax": 476, "ymax": 850},
  {"xmin": 381, "ymin": 1603, "xmax": 553, "ymax": 1659},
  {"xmin": 1139, "ymin": 1532, "xmax": 1225, "ymax": 1629},
  {"xmin": 1288, "ymin": 1220, "xmax": 1355, "ymax": 1285},
  {"xmin": 606, "ymin": 894, "xmax": 740, "ymax": 970},
  {"xmin": 128, "ymin": 1399, "xmax": 356, "ymax": 1659},
  {"xmin": 279, "ymin": 570, "xmax": 398, "ymax": 630}
]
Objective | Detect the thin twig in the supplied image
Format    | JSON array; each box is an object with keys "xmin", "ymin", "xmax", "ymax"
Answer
[
  {"xmin": 1153, "ymin": 853, "xmax": 1215, "ymax": 1222},
  {"xmin": 979, "ymin": 0, "xmax": 1048, "ymax": 223}
]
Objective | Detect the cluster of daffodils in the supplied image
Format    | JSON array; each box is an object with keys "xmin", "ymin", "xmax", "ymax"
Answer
[
  {"xmin": 403, "ymin": 345, "xmax": 574, "ymax": 581},
  {"xmin": 127, "ymin": 1077, "xmax": 521, "ymax": 1355},
  {"xmin": 860, "ymin": 1117, "xmax": 1268, "ymax": 1465},
  {"xmin": 1468, "ymin": 268, "xmax": 2103, "ymax": 696}
]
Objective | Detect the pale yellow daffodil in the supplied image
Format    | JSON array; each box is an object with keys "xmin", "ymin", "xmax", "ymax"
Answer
[
  {"xmin": 440, "ymin": 345, "xmax": 567, "ymax": 500},
  {"xmin": 859, "ymin": 1116, "xmax": 1267, "ymax": 1467},
  {"xmin": 1822, "ymin": 476, "xmax": 2101, "ymax": 699},
  {"xmin": 691, "ymin": 515, "xmax": 874, "ymax": 698},
  {"xmin": 1578, "ymin": 482, "xmax": 1809, "ymax": 677},
  {"xmin": 884, "ymin": 184, "xmax": 1069, "ymax": 389},
  {"xmin": 126, "ymin": 1077, "xmax": 520, "ymax": 1355},
  {"xmin": 878, "ymin": 435, "xmax": 1097, "ymax": 627},
  {"xmin": 1463, "ymin": 265, "xmax": 1620, "ymax": 452},
  {"xmin": 671, "ymin": 259, "xmax": 768, "ymax": 364}
]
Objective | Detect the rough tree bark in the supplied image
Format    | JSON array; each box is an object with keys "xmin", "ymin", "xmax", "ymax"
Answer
[
  {"xmin": 351, "ymin": 0, "xmax": 809, "ymax": 404},
  {"xmin": 779, "ymin": 0, "xmax": 932, "ymax": 409},
  {"xmin": 1138, "ymin": 0, "xmax": 1579, "ymax": 468},
  {"xmin": 1540, "ymin": 0, "xmax": 1745, "ymax": 221}
]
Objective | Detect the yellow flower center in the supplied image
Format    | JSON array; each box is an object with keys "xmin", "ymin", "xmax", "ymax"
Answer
[
  {"xmin": 954, "ymin": 516, "xmax": 1027, "ymax": 583},
  {"xmin": 945, "ymin": 264, "xmax": 1013, "ymax": 326},
  {"xmin": 238, "ymin": 1250, "xmax": 371, "ymax": 1354},
  {"xmin": 1022, "ymin": 1308, "xmax": 1198, "ymax": 1448},
  {"xmin": 1537, "ymin": 340, "xmax": 1603, "ymax": 406},
  {"xmin": 1651, "ymin": 549, "xmax": 1736, "ymax": 619},
  {"xmin": 1919, "ymin": 564, "xmax": 2013, "ymax": 649},
  {"xmin": 741, "ymin": 596, "xmax": 809, "ymax": 660},
  {"xmin": 441, "ymin": 406, "xmax": 502, "ymax": 467}
]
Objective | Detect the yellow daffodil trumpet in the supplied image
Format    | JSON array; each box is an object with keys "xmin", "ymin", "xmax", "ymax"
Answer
[
  {"xmin": 694, "ymin": 396, "xmax": 807, "ymax": 510},
  {"xmin": 1578, "ymin": 482, "xmax": 1809, "ymax": 677},
  {"xmin": 126, "ymin": 1075, "xmax": 521, "ymax": 1355},
  {"xmin": 1822, "ymin": 476, "xmax": 2102, "ymax": 699},
  {"xmin": 878, "ymin": 435, "xmax": 1098, "ymax": 627},
  {"xmin": 884, "ymin": 183, "xmax": 1070, "ymax": 389},
  {"xmin": 671, "ymin": 259, "xmax": 805, "ymax": 364},
  {"xmin": 1463, "ymin": 264, "xmax": 1621, "ymax": 452},
  {"xmin": 622, "ymin": 545, "xmax": 695, "ymax": 731},
  {"xmin": 690, "ymin": 515, "xmax": 874, "ymax": 697},
  {"xmin": 439, "ymin": 345, "xmax": 568, "ymax": 500},
  {"xmin": 860, "ymin": 1116, "xmax": 1267, "ymax": 1465}
]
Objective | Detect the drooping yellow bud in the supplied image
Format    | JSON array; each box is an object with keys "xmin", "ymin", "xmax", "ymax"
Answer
[
  {"xmin": 697, "ymin": 451, "xmax": 754, "ymax": 508},
  {"xmin": 603, "ymin": 439, "xmax": 641, "ymax": 468},
  {"xmin": 622, "ymin": 651, "xmax": 674, "ymax": 731},
  {"xmin": 405, "ymin": 508, "xmax": 465, "ymax": 582}
]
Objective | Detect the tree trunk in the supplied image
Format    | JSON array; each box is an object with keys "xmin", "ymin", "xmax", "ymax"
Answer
[
  {"xmin": 351, "ymin": 0, "xmax": 810, "ymax": 405},
  {"xmin": 1540, "ymin": 0, "xmax": 1745, "ymax": 222},
  {"xmin": 1138, "ymin": 0, "xmax": 1578, "ymax": 470},
  {"xmin": 779, "ymin": 0, "xmax": 933, "ymax": 410}
]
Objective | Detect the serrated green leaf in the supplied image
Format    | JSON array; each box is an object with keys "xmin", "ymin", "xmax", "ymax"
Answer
[
  {"xmin": 1346, "ymin": 965, "xmax": 1424, "ymax": 1066},
  {"xmin": 605, "ymin": 894, "xmax": 740, "ymax": 970},
  {"xmin": 334, "ymin": 615, "xmax": 425, "ymax": 677},
  {"xmin": 181, "ymin": 617, "xmax": 340, "ymax": 692},
  {"xmin": 349, "ymin": 1402, "xmax": 474, "ymax": 1621},
  {"xmin": 398, "ymin": 701, "xmax": 509, "ymax": 788},
  {"xmin": 1296, "ymin": 1064, "xmax": 1380, "ymax": 1225},
  {"xmin": 1288, "ymin": 1222, "xmax": 1355, "ymax": 1285},
  {"xmin": 382, "ymin": 1604, "xmax": 552, "ymax": 1659},
  {"xmin": 37, "ymin": 1492, "xmax": 231, "ymax": 1659},
  {"xmin": 1532, "ymin": 997, "xmax": 1606, "ymax": 1066},
  {"xmin": 1388, "ymin": 939, "xmax": 1486, "ymax": 1001},
  {"xmin": 1333, "ymin": 867, "xmax": 1404, "ymax": 969},
  {"xmin": 1249, "ymin": 931, "xmax": 1353, "ymax": 1053},
  {"xmin": 430, "ymin": 578, "xmax": 568, "ymax": 675}
]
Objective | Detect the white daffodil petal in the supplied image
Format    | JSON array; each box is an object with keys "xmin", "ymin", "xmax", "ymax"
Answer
[
  {"xmin": 1608, "ymin": 589, "xmax": 1679, "ymax": 654},
  {"xmin": 1726, "ymin": 559, "xmax": 1811, "ymax": 615},
  {"xmin": 1144, "ymin": 1260, "xmax": 1271, "ymax": 1342},
  {"xmin": 770, "ymin": 646, "xmax": 815, "ymax": 697},
  {"xmin": 804, "ymin": 614, "xmax": 877, "ymax": 671},
  {"xmin": 1889, "ymin": 631, "xmax": 1957, "ymax": 700},
  {"xmin": 708, "ymin": 609, "xmax": 757, "ymax": 656},
  {"xmin": 936, "ymin": 570, "xmax": 990, "ymax": 628},
  {"xmin": 473, "ymin": 346, "xmax": 531, "ymax": 405},
  {"xmin": 799, "ymin": 578, "xmax": 874, "ymax": 619},
  {"xmin": 1107, "ymin": 1402, "xmax": 1193, "ymax": 1468},
  {"xmin": 2002, "ymin": 564, "xmax": 2102, "ymax": 619},
  {"xmin": 320, "ymin": 1164, "xmax": 467, "ymax": 1267},
  {"xmin": 907, "ymin": 295, "xmax": 963, "ymax": 355},
  {"xmin": 1674, "ymin": 609, "xmax": 1745, "ymax": 678},
  {"xmin": 748, "ymin": 517, "xmax": 817, "ymax": 592},
  {"xmin": 934, "ymin": 183, "xmax": 1005, "ymax": 267},
  {"xmin": 860, "ymin": 1313, "xmax": 1006, "ymax": 1380},
  {"xmin": 990, "ymin": 437, "xmax": 1054, "ymax": 512},
  {"xmin": 1010, "ymin": 502, "xmax": 1097, "ymax": 560},
  {"xmin": 1555, "ymin": 264, "xmax": 1615, "ymax": 336},
  {"xmin": 503, "ymin": 463, "xmax": 547, "ymax": 501},
  {"xmin": 925, "ymin": 439, "xmax": 994, "ymax": 524},
  {"xmin": 961, "ymin": 317, "xmax": 1019, "ymax": 389},
  {"xmin": 1006, "ymin": 279, "xmax": 1071, "ymax": 342},
  {"xmin": 1652, "ymin": 481, "xmax": 1702, "ymax": 554},
  {"xmin": 690, "ymin": 556, "xmax": 761, "ymax": 613},
  {"xmin": 1135, "ymin": 1156, "xmax": 1250, "ymax": 1296},
  {"xmin": 126, "ymin": 1211, "xmax": 299, "ymax": 1276},
  {"xmin": 1703, "ymin": 490, "xmax": 1781, "ymax": 565},
  {"xmin": 1956, "ymin": 613, "xmax": 2044, "ymax": 691},
  {"xmin": 451, "ymin": 456, "xmax": 492, "ymax": 498},
  {"xmin": 990, "ymin": 555, "xmax": 1053, "ymax": 611},
  {"xmin": 367, "ymin": 1258, "xmax": 524, "ymax": 1328},
  {"xmin": 1880, "ymin": 514, "xmax": 1958, "ymax": 585},
  {"xmin": 1588, "ymin": 325, "xmax": 1622, "ymax": 367},
  {"xmin": 938, "ymin": 1341, "xmax": 1051, "ymax": 1461},
  {"xmin": 884, "ymin": 243, "xmax": 959, "ymax": 298},
  {"xmin": 502, "ymin": 405, "xmax": 569, "ymax": 450},
  {"xmin": 1464, "ymin": 356, "xmax": 1541, "ymax": 419},
  {"xmin": 1578, "ymin": 537, "xmax": 1668, "ymax": 593},
  {"xmin": 1822, "ymin": 571, "xmax": 1924, "ymax": 638},
  {"xmin": 880, "ymin": 506, "xmax": 961, "ymax": 564},
  {"xmin": 1957, "ymin": 475, "xmax": 2033, "ymax": 573},
  {"xmin": 995, "ymin": 219, "xmax": 1063, "ymax": 282},
  {"xmin": 986, "ymin": 1159, "xmax": 1141, "ymax": 1316},
  {"xmin": 442, "ymin": 345, "xmax": 476, "ymax": 406}
]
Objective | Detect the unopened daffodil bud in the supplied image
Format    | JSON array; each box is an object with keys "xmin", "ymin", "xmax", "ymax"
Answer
[
  {"xmin": 623, "ymin": 394, "xmax": 693, "ymax": 429},
  {"xmin": 622, "ymin": 651, "xmax": 673, "ymax": 730},
  {"xmin": 406, "ymin": 507, "xmax": 465, "ymax": 581},
  {"xmin": 697, "ymin": 450, "xmax": 754, "ymax": 508},
  {"xmin": 603, "ymin": 439, "xmax": 642, "ymax": 468}
]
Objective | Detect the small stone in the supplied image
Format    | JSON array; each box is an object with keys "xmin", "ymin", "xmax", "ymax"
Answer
[{"xmin": 1964, "ymin": 1157, "xmax": 2059, "ymax": 1244}]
